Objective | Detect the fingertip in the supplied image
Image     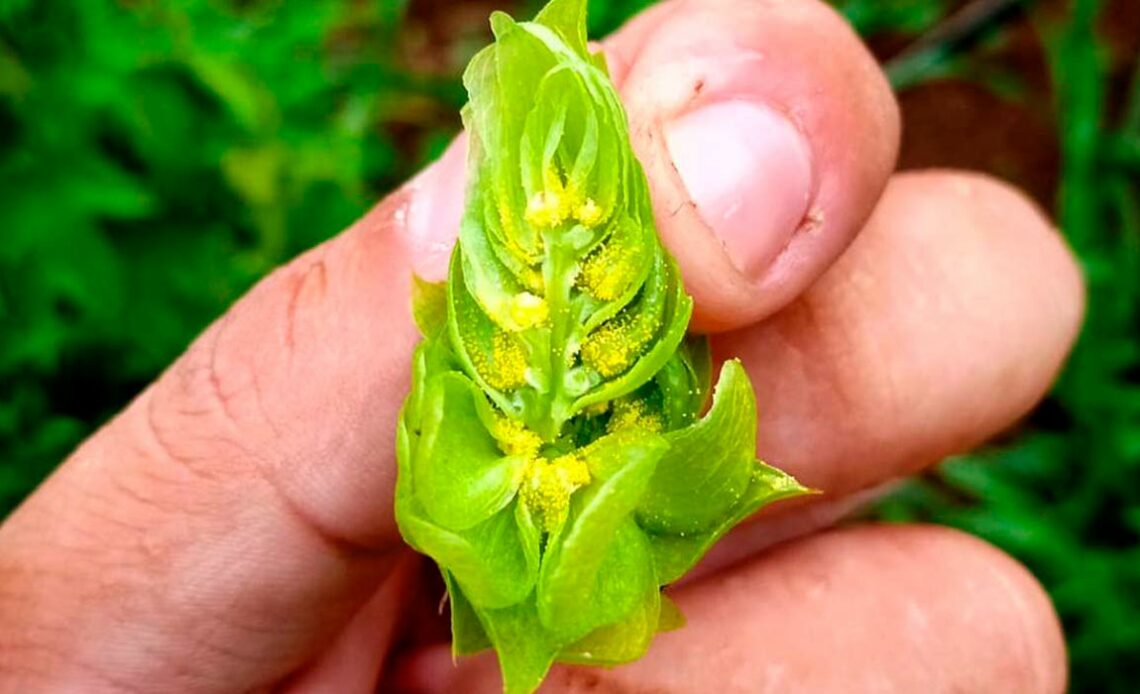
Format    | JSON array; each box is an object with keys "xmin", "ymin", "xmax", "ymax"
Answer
[
  {"xmin": 909, "ymin": 525, "xmax": 1069, "ymax": 694},
  {"xmin": 716, "ymin": 169, "xmax": 1084, "ymax": 498},
  {"xmin": 897, "ymin": 170, "xmax": 1086, "ymax": 350},
  {"xmin": 609, "ymin": 524, "xmax": 1068, "ymax": 693},
  {"xmin": 875, "ymin": 169, "xmax": 1085, "ymax": 418},
  {"xmin": 618, "ymin": 0, "xmax": 899, "ymax": 332}
]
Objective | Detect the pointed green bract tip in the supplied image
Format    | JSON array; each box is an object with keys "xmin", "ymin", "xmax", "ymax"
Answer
[
  {"xmin": 489, "ymin": 10, "xmax": 516, "ymax": 39},
  {"xmin": 395, "ymin": 2, "xmax": 810, "ymax": 692},
  {"xmin": 534, "ymin": 0, "xmax": 590, "ymax": 57}
]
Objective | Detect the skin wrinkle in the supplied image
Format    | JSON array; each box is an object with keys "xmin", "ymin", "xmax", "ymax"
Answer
[
  {"xmin": 145, "ymin": 289, "xmax": 386, "ymax": 556},
  {"xmin": 206, "ymin": 314, "xmax": 243, "ymax": 429},
  {"xmin": 135, "ymin": 518, "xmax": 370, "ymax": 693},
  {"xmin": 52, "ymin": 530, "xmax": 162, "ymax": 694},
  {"xmin": 67, "ymin": 661, "xmax": 147, "ymax": 694},
  {"xmin": 102, "ymin": 454, "xmax": 173, "ymax": 521},
  {"xmin": 78, "ymin": 489, "xmax": 153, "ymax": 541},
  {"xmin": 150, "ymin": 326, "xmax": 264, "ymax": 477},
  {"xmin": 56, "ymin": 194, "xmax": 414, "ymax": 689},
  {"xmin": 257, "ymin": 458, "xmax": 391, "ymax": 559},
  {"xmin": 117, "ymin": 404, "xmax": 246, "ymax": 533},
  {"xmin": 80, "ymin": 496, "xmax": 228, "ymax": 689},
  {"xmin": 144, "ymin": 387, "xmax": 202, "ymax": 475},
  {"xmin": 167, "ymin": 485, "xmax": 383, "ymax": 674},
  {"xmin": 36, "ymin": 320, "xmax": 396, "ymax": 691},
  {"xmin": 249, "ymin": 363, "xmax": 286, "ymax": 440},
  {"xmin": 283, "ymin": 257, "xmax": 329, "ymax": 352},
  {"xmin": 143, "ymin": 384, "xmax": 243, "ymax": 480}
]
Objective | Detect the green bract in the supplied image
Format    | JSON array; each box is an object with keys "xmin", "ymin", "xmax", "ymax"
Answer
[{"xmin": 395, "ymin": 1, "xmax": 810, "ymax": 691}]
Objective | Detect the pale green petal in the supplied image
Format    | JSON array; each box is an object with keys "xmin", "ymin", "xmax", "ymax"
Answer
[
  {"xmin": 413, "ymin": 373, "xmax": 525, "ymax": 531},
  {"xmin": 637, "ymin": 359, "xmax": 757, "ymax": 535}
]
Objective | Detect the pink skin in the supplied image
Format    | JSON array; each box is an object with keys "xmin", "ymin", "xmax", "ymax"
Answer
[
  {"xmin": 0, "ymin": 1, "xmax": 1080, "ymax": 692},
  {"xmin": 624, "ymin": 0, "xmax": 899, "ymax": 332},
  {"xmin": 722, "ymin": 172, "xmax": 1085, "ymax": 495}
]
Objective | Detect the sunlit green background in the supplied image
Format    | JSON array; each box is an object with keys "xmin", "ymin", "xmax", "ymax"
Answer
[{"xmin": 1, "ymin": 0, "xmax": 1137, "ymax": 689}]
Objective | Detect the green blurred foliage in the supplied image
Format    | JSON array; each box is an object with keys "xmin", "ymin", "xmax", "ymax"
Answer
[
  {"xmin": 1, "ymin": 0, "xmax": 1137, "ymax": 691},
  {"xmin": 0, "ymin": 0, "xmax": 464, "ymax": 512}
]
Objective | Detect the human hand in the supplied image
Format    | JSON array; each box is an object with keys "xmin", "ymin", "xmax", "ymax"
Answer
[{"xmin": 0, "ymin": 0, "xmax": 1082, "ymax": 692}]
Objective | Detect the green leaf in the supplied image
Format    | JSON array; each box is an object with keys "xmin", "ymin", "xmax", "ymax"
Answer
[
  {"xmin": 413, "ymin": 372, "xmax": 526, "ymax": 531},
  {"xmin": 534, "ymin": 0, "xmax": 589, "ymax": 58},
  {"xmin": 478, "ymin": 597, "xmax": 561, "ymax": 694},
  {"xmin": 186, "ymin": 51, "xmax": 277, "ymax": 135},
  {"xmin": 399, "ymin": 504, "xmax": 535, "ymax": 610},
  {"xmin": 558, "ymin": 555, "xmax": 661, "ymax": 666},
  {"xmin": 514, "ymin": 496, "xmax": 544, "ymax": 580},
  {"xmin": 537, "ymin": 433, "xmax": 665, "ymax": 640},
  {"xmin": 403, "ymin": 337, "xmax": 455, "ymax": 433},
  {"xmin": 657, "ymin": 593, "xmax": 686, "ymax": 632},
  {"xmin": 649, "ymin": 461, "xmax": 813, "ymax": 585},
  {"xmin": 554, "ymin": 522, "xmax": 660, "ymax": 665},
  {"xmin": 442, "ymin": 570, "xmax": 493, "ymax": 656},
  {"xmin": 637, "ymin": 359, "xmax": 757, "ymax": 535},
  {"xmin": 651, "ymin": 336, "xmax": 711, "ymax": 430},
  {"xmin": 411, "ymin": 275, "xmax": 448, "ymax": 338}
]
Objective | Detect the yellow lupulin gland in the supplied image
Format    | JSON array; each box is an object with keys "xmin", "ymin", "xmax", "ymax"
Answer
[
  {"xmin": 607, "ymin": 398, "xmax": 663, "ymax": 434},
  {"xmin": 506, "ymin": 292, "xmax": 549, "ymax": 329},
  {"xmin": 493, "ymin": 416, "xmax": 544, "ymax": 458},
  {"xmin": 520, "ymin": 266, "xmax": 545, "ymax": 294},
  {"xmin": 579, "ymin": 239, "xmax": 633, "ymax": 301},
  {"xmin": 523, "ymin": 176, "xmax": 606, "ymax": 230},
  {"xmin": 575, "ymin": 198, "xmax": 605, "ymax": 227},
  {"xmin": 471, "ymin": 331, "xmax": 528, "ymax": 390},
  {"xmin": 582, "ymin": 400, "xmax": 611, "ymax": 417},
  {"xmin": 525, "ymin": 189, "xmax": 569, "ymax": 228},
  {"xmin": 519, "ymin": 453, "xmax": 591, "ymax": 532},
  {"xmin": 581, "ymin": 312, "xmax": 655, "ymax": 377}
]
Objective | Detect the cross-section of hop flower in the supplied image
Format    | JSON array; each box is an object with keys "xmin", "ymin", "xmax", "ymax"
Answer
[{"xmin": 394, "ymin": 1, "xmax": 810, "ymax": 691}]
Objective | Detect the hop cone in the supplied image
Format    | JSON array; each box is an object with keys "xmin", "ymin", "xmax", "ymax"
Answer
[{"xmin": 395, "ymin": 1, "xmax": 809, "ymax": 691}]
